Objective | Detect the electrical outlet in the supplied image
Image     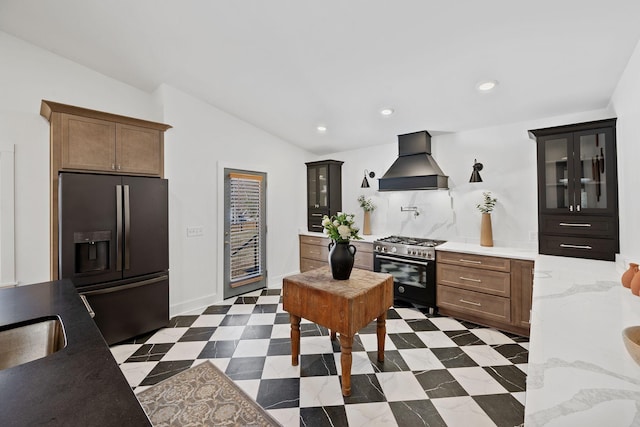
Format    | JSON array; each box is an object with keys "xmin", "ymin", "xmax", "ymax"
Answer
[
  {"xmin": 187, "ymin": 226, "xmax": 204, "ymax": 237},
  {"xmin": 529, "ymin": 231, "xmax": 538, "ymax": 241}
]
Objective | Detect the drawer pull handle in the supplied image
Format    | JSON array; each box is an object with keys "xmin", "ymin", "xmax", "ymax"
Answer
[
  {"xmin": 311, "ymin": 213, "xmax": 323, "ymax": 217},
  {"xmin": 559, "ymin": 222, "xmax": 592, "ymax": 227},
  {"xmin": 460, "ymin": 276, "xmax": 482, "ymax": 283},
  {"xmin": 459, "ymin": 259, "xmax": 482, "ymax": 264},
  {"xmin": 560, "ymin": 243, "xmax": 592, "ymax": 250},
  {"xmin": 459, "ymin": 299, "xmax": 482, "ymax": 307},
  {"xmin": 311, "ymin": 225, "xmax": 323, "ymax": 229}
]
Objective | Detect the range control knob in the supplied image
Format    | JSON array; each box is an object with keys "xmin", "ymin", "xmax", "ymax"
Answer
[
  {"xmin": 398, "ymin": 286, "xmax": 405, "ymax": 293},
  {"xmin": 391, "ymin": 247, "xmax": 397, "ymax": 253},
  {"xmin": 381, "ymin": 247, "xmax": 386, "ymax": 252},
  {"xmin": 375, "ymin": 245, "xmax": 380, "ymax": 252}
]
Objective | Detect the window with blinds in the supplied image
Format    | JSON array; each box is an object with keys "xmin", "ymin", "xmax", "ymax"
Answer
[{"xmin": 228, "ymin": 172, "xmax": 263, "ymax": 286}]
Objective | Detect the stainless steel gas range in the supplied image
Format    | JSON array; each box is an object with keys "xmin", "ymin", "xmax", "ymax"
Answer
[{"xmin": 373, "ymin": 235, "xmax": 445, "ymax": 311}]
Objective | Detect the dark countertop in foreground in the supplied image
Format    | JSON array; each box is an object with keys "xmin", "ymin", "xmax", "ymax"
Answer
[{"xmin": 0, "ymin": 280, "xmax": 151, "ymax": 426}]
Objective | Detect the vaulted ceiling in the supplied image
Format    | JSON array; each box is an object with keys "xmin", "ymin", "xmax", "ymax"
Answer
[{"xmin": 2, "ymin": 0, "xmax": 639, "ymax": 154}]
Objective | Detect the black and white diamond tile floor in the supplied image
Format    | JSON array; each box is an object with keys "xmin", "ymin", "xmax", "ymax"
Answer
[{"xmin": 111, "ymin": 287, "xmax": 528, "ymax": 427}]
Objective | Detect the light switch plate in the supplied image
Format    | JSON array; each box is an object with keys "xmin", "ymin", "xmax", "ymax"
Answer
[{"xmin": 187, "ymin": 226, "xmax": 204, "ymax": 237}]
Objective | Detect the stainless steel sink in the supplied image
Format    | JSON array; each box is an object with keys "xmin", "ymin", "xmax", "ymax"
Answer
[{"xmin": 0, "ymin": 317, "xmax": 67, "ymax": 370}]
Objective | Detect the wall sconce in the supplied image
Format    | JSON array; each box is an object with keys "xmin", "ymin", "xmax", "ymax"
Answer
[
  {"xmin": 361, "ymin": 170, "xmax": 375, "ymax": 188},
  {"xmin": 469, "ymin": 159, "xmax": 483, "ymax": 183}
]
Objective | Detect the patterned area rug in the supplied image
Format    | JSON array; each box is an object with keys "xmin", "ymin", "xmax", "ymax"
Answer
[{"xmin": 137, "ymin": 360, "xmax": 281, "ymax": 426}]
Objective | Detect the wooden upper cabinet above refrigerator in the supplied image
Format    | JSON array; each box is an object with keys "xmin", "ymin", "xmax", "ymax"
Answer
[
  {"xmin": 41, "ymin": 99, "xmax": 172, "ymax": 280},
  {"xmin": 41, "ymin": 100, "xmax": 172, "ymax": 177},
  {"xmin": 529, "ymin": 118, "xmax": 619, "ymax": 261}
]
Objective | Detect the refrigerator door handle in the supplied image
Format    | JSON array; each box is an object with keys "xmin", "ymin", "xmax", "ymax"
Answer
[
  {"xmin": 116, "ymin": 185, "xmax": 123, "ymax": 272},
  {"xmin": 124, "ymin": 185, "xmax": 131, "ymax": 271},
  {"xmin": 81, "ymin": 275, "xmax": 168, "ymax": 296}
]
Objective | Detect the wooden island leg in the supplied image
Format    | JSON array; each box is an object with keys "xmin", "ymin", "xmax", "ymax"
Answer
[
  {"xmin": 290, "ymin": 314, "xmax": 300, "ymax": 366},
  {"xmin": 376, "ymin": 312, "xmax": 387, "ymax": 362},
  {"xmin": 339, "ymin": 334, "xmax": 353, "ymax": 396}
]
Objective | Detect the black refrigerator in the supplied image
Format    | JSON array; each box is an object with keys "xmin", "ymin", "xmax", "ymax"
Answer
[{"xmin": 59, "ymin": 172, "xmax": 169, "ymax": 345}]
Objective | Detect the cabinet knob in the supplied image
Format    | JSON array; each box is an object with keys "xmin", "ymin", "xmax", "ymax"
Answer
[
  {"xmin": 111, "ymin": 164, "xmax": 115, "ymax": 170},
  {"xmin": 117, "ymin": 164, "xmax": 122, "ymax": 170}
]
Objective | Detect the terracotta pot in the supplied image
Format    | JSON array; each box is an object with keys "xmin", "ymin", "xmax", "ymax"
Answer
[
  {"xmin": 327, "ymin": 241, "xmax": 357, "ymax": 280},
  {"xmin": 622, "ymin": 263, "xmax": 639, "ymax": 288},
  {"xmin": 363, "ymin": 211, "xmax": 371, "ymax": 235},
  {"xmin": 631, "ymin": 270, "xmax": 640, "ymax": 296},
  {"xmin": 480, "ymin": 213, "xmax": 493, "ymax": 247}
]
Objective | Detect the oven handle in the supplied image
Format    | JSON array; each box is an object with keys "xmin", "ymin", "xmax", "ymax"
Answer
[{"xmin": 375, "ymin": 254, "xmax": 430, "ymax": 267}]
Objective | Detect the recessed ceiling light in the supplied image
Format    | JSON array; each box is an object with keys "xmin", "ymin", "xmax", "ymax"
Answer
[
  {"xmin": 316, "ymin": 125, "xmax": 327, "ymax": 133},
  {"xmin": 380, "ymin": 108, "xmax": 395, "ymax": 116},
  {"xmin": 476, "ymin": 80, "xmax": 498, "ymax": 92}
]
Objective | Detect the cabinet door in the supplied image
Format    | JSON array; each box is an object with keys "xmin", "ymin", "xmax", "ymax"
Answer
[
  {"xmin": 537, "ymin": 133, "xmax": 574, "ymax": 213},
  {"xmin": 307, "ymin": 165, "xmax": 319, "ymax": 208},
  {"xmin": 511, "ymin": 260, "xmax": 534, "ymax": 330},
  {"xmin": 61, "ymin": 114, "xmax": 116, "ymax": 172},
  {"xmin": 573, "ymin": 127, "xmax": 616, "ymax": 214},
  {"xmin": 307, "ymin": 164, "xmax": 329, "ymax": 209},
  {"xmin": 116, "ymin": 124, "xmax": 163, "ymax": 176}
]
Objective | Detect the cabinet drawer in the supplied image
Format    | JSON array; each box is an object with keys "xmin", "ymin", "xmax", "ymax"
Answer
[
  {"xmin": 352, "ymin": 240, "xmax": 373, "ymax": 254},
  {"xmin": 540, "ymin": 215, "xmax": 617, "ymax": 238},
  {"xmin": 300, "ymin": 235, "xmax": 329, "ymax": 246},
  {"xmin": 437, "ymin": 285, "xmax": 510, "ymax": 323},
  {"xmin": 354, "ymin": 251, "xmax": 373, "ymax": 271},
  {"xmin": 437, "ymin": 251, "xmax": 510, "ymax": 272},
  {"xmin": 436, "ymin": 264, "xmax": 510, "ymax": 297},
  {"xmin": 300, "ymin": 242, "xmax": 329, "ymax": 261},
  {"xmin": 300, "ymin": 258, "xmax": 327, "ymax": 272},
  {"xmin": 539, "ymin": 234, "xmax": 617, "ymax": 261},
  {"xmin": 307, "ymin": 216, "xmax": 325, "ymax": 233}
]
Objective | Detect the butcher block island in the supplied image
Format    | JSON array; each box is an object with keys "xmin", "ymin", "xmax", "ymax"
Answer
[{"xmin": 283, "ymin": 267, "xmax": 393, "ymax": 396}]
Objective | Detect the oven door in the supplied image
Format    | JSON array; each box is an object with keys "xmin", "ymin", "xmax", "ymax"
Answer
[{"xmin": 374, "ymin": 253, "xmax": 436, "ymax": 308}]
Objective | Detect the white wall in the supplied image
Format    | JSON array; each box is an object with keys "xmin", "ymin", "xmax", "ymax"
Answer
[
  {"xmin": 611, "ymin": 39, "xmax": 640, "ymax": 262},
  {"xmin": 322, "ymin": 108, "xmax": 613, "ymax": 248},
  {"xmin": 0, "ymin": 31, "xmax": 160, "ymax": 286},
  {"xmin": 154, "ymin": 85, "xmax": 308, "ymax": 316}
]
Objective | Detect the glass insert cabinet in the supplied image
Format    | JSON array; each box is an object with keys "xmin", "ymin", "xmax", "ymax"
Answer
[
  {"xmin": 305, "ymin": 160, "xmax": 343, "ymax": 232},
  {"xmin": 530, "ymin": 119, "xmax": 618, "ymax": 261}
]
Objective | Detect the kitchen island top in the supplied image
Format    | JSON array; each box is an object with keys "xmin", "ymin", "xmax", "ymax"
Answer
[
  {"xmin": 525, "ymin": 255, "xmax": 640, "ymax": 426},
  {"xmin": 0, "ymin": 280, "xmax": 151, "ymax": 426}
]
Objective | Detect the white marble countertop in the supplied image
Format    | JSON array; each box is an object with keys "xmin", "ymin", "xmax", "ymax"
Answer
[
  {"xmin": 436, "ymin": 241, "xmax": 537, "ymax": 261},
  {"xmin": 525, "ymin": 255, "xmax": 640, "ymax": 426}
]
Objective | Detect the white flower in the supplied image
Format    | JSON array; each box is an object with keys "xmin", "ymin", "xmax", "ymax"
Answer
[
  {"xmin": 337, "ymin": 225, "xmax": 351, "ymax": 239},
  {"xmin": 347, "ymin": 215, "xmax": 353, "ymax": 222},
  {"xmin": 321, "ymin": 217, "xmax": 331, "ymax": 226},
  {"xmin": 333, "ymin": 220, "xmax": 340, "ymax": 227}
]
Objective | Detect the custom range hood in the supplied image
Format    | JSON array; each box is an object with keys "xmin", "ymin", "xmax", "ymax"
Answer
[{"xmin": 378, "ymin": 131, "xmax": 449, "ymax": 191}]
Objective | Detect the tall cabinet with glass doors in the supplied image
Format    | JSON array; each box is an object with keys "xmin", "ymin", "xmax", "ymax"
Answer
[
  {"xmin": 305, "ymin": 160, "xmax": 343, "ymax": 232},
  {"xmin": 530, "ymin": 119, "xmax": 618, "ymax": 261}
]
